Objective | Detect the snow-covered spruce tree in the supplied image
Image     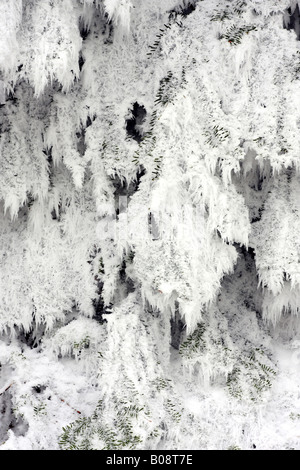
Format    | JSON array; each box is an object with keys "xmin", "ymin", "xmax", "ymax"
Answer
[{"xmin": 1, "ymin": 0, "xmax": 300, "ymax": 450}]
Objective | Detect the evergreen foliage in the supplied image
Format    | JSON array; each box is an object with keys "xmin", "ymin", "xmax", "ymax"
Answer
[{"xmin": 0, "ymin": 0, "xmax": 300, "ymax": 451}]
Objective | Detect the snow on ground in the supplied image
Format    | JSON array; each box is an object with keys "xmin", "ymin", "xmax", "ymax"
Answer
[
  {"xmin": 168, "ymin": 341, "xmax": 300, "ymax": 450},
  {"xmin": 0, "ymin": 340, "xmax": 99, "ymax": 450},
  {"xmin": 1, "ymin": 324, "xmax": 300, "ymax": 450}
]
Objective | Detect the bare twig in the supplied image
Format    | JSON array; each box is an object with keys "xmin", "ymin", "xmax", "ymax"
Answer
[
  {"xmin": 59, "ymin": 398, "xmax": 81, "ymax": 415},
  {"xmin": 0, "ymin": 382, "xmax": 14, "ymax": 396}
]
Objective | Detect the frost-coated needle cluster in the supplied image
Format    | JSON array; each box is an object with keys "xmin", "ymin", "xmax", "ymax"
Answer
[{"xmin": 0, "ymin": 0, "xmax": 300, "ymax": 450}]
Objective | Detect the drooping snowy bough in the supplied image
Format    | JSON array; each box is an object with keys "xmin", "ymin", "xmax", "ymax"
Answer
[{"xmin": 0, "ymin": 0, "xmax": 300, "ymax": 450}]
